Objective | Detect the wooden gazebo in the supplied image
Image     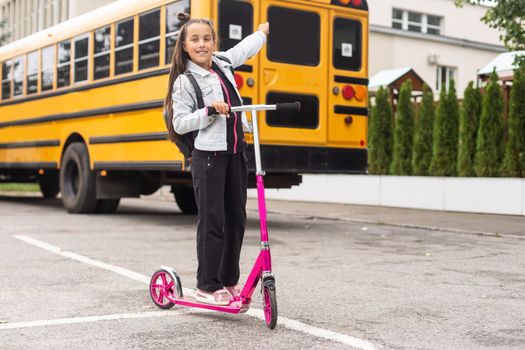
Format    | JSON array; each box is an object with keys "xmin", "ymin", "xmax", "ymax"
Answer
[{"xmin": 368, "ymin": 67, "xmax": 428, "ymax": 111}]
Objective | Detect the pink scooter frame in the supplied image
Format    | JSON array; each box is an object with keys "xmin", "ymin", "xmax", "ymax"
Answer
[{"xmin": 150, "ymin": 103, "xmax": 300, "ymax": 329}]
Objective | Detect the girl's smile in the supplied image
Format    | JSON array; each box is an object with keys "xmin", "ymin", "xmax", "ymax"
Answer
[{"xmin": 184, "ymin": 23, "xmax": 215, "ymax": 70}]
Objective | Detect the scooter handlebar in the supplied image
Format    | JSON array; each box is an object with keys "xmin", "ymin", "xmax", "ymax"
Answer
[{"xmin": 207, "ymin": 102, "xmax": 301, "ymax": 115}]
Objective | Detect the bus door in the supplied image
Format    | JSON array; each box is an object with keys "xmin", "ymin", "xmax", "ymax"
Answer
[
  {"xmin": 258, "ymin": 0, "xmax": 329, "ymax": 146},
  {"xmin": 216, "ymin": 0, "xmax": 260, "ymax": 143},
  {"xmin": 328, "ymin": 8, "xmax": 368, "ymax": 148}
]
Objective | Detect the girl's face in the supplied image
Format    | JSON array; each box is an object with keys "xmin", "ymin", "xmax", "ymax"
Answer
[{"xmin": 183, "ymin": 23, "xmax": 214, "ymax": 69}]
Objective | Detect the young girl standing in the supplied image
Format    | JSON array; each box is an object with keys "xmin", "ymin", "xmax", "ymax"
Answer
[{"xmin": 164, "ymin": 14, "xmax": 269, "ymax": 305}]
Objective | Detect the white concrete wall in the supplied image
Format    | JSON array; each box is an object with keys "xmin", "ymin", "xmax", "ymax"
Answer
[{"xmin": 249, "ymin": 175, "xmax": 525, "ymax": 216}]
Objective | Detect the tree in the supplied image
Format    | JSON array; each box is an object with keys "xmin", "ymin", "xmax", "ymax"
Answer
[
  {"xmin": 430, "ymin": 80, "xmax": 459, "ymax": 176},
  {"xmin": 455, "ymin": 0, "xmax": 525, "ymax": 63},
  {"xmin": 501, "ymin": 66, "xmax": 525, "ymax": 177},
  {"xmin": 0, "ymin": 19, "xmax": 10, "ymax": 46},
  {"xmin": 390, "ymin": 80, "xmax": 414, "ymax": 175},
  {"xmin": 368, "ymin": 86, "xmax": 394, "ymax": 175},
  {"xmin": 457, "ymin": 82, "xmax": 483, "ymax": 177},
  {"xmin": 412, "ymin": 85, "xmax": 435, "ymax": 175},
  {"xmin": 475, "ymin": 71, "xmax": 504, "ymax": 177}
]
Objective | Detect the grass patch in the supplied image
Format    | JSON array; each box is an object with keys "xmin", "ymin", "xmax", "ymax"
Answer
[{"xmin": 0, "ymin": 183, "xmax": 40, "ymax": 192}]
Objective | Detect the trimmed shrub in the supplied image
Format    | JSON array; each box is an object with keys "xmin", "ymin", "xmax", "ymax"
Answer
[
  {"xmin": 458, "ymin": 82, "xmax": 482, "ymax": 176},
  {"xmin": 475, "ymin": 71, "xmax": 504, "ymax": 177},
  {"xmin": 390, "ymin": 80, "xmax": 414, "ymax": 175},
  {"xmin": 412, "ymin": 85, "xmax": 435, "ymax": 175},
  {"xmin": 430, "ymin": 80, "xmax": 459, "ymax": 176},
  {"xmin": 501, "ymin": 66, "xmax": 525, "ymax": 177},
  {"xmin": 368, "ymin": 86, "xmax": 393, "ymax": 174}
]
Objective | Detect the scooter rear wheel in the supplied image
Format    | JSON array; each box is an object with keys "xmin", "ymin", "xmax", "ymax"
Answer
[
  {"xmin": 150, "ymin": 269, "xmax": 175, "ymax": 309},
  {"xmin": 263, "ymin": 280, "xmax": 278, "ymax": 329}
]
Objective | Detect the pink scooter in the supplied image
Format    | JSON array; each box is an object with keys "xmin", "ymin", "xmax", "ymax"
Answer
[{"xmin": 149, "ymin": 102, "xmax": 301, "ymax": 329}]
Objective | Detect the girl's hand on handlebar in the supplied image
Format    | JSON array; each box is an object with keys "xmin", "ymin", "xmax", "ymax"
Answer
[
  {"xmin": 211, "ymin": 101, "xmax": 230, "ymax": 116},
  {"xmin": 258, "ymin": 22, "xmax": 269, "ymax": 36}
]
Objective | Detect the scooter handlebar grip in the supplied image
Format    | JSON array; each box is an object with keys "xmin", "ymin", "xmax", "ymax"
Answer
[
  {"xmin": 275, "ymin": 102, "xmax": 301, "ymax": 113},
  {"xmin": 206, "ymin": 106, "xmax": 231, "ymax": 116}
]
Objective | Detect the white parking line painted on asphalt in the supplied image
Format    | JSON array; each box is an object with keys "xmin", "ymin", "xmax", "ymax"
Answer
[
  {"xmin": 0, "ymin": 310, "xmax": 195, "ymax": 330},
  {"xmin": 12, "ymin": 235, "xmax": 379, "ymax": 350}
]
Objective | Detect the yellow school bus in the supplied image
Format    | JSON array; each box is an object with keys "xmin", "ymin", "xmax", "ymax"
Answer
[{"xmin": 0, "ymin": 0, "xmax": 368, "ymax": 214}]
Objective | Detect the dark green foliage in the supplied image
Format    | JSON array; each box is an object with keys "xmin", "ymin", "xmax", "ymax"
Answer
[
  {"xmin": 430, "ymin": 80, "xmax": 459, "ymax": 176},
  {"xmin": 368, "ymin": 86, "xmax": 393, "ymax": 174},
  {"xmin": 458, "ymin": 82, "xmax": 482, "ymax": 176},
  {"xmin": 412, "ymin": 85, "xmax": 435, "ymax": 175},
  {"xmin": 390, "ymin": 80, "xmax": 414, "ymax": 175},
  {"xmin": 475, "ymin": 71, "xmax": 505, "ymax": 176},
  {"xmin": 501, "ymin": 66, "xmax": 525, "ymax": 177}
]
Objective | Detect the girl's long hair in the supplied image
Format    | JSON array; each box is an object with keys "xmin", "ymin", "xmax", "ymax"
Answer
[{"xmin": 163, "ymin": 13, "xmax": 217, "ymax": 142}]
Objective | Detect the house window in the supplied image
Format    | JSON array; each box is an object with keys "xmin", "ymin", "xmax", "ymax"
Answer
[
  {"xmin": 392, "ymin": 9, "xmax": 442, "ymax": 36},
  {"xmin": 436, "ymin": 66, "xmax": 456, "ymax": 91}
]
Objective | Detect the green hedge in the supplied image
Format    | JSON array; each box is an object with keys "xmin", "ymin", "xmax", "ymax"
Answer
[
  {"xmin": 368, "ymin": 86, "xmax": 393, "ymax": 174},
  {"xmin": 501, "ymin": 66, "xmax": 525, "ymax": 177},
  {"xmin": 412, "ymin": 85, "xmax": 435, "ymax": 175},
  {"xmin": 475, "ymin": 71, "xmax": 504, "ymax": 177},
  {"xmin": 458, "ymin": 82, "xmax": 482, "ymax": 177},
  {"xmin": 430, "ymin": 80, "xmax": 459, "ymax": 176}
]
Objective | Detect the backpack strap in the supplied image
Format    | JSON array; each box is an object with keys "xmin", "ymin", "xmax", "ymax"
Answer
[
  {"xmin": 214, "ymin": 54, "xmax": 235, "ymax": 76},
  {"xmin": 184, "ymin": 71, "xmax": 204, "ymax": 109}
]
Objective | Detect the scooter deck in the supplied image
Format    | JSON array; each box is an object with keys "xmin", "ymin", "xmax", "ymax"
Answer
[{"xmin": 172, "ymin": 294, "xmax": 250, "ymax": 314}]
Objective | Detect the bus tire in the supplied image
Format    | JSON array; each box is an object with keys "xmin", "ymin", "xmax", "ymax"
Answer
[
  {"xmin": 95, "ymin": 198, "xmax": 120, "ymax": 214},
  {"xmin": 60, "ymin": 142, "xmax": 98, "ymax": 213},
  {"xmin": 172, "ymin": 186, "xmax": 198, "ymax": 215},
  {"xmin": 38, "ymin": 173, "xmax": 59, "ymax": 199}
]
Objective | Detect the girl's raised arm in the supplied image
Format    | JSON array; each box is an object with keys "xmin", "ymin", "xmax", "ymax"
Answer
[{"xmin": 216, "ymin": 22, "xmax": 269, "ymax": 68}]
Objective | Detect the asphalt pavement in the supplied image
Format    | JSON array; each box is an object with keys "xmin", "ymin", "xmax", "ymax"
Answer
[{"xmin": 1, "ymin": 190, "xmax": 524, "ymax": 349}]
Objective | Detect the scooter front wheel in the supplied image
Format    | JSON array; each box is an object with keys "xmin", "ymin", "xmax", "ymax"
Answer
[
  {"xmin": 263, "ymin": 280, "xmax": 278, "ymax": 329},
  {"xmin": 150, "ymin": 269, "xmax": 175, "ymax": 309}
]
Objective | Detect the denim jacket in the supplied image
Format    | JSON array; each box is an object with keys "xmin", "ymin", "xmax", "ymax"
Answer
[{"xmin": 171, "ymin": 31, "xmax": 266, "ymax": 152}]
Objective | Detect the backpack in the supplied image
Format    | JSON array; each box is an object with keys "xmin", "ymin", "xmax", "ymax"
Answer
[{"xmin": 165, "ymin": 55, "xmax": 234, "ymax": 159}]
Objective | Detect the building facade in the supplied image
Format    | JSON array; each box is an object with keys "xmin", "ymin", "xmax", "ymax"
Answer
[
  {"xmin": 0, "ymin": 0, "xmax": 113, "ymax": 43},
  {"xmin": 368, "ymin": 0, "xmax": 505, "ymax": 97}
]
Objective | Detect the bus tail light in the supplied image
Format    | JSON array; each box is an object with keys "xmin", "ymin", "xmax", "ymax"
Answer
[
  {"xmin": 234, "ymin": 73, "xmax": 244, "ymax": 89},
  {"xmin": 354, "ymin": 85, "xmax": 366, "ymax": 101},
  {"xmin": 342, "ymin": 85, "xmax": 355, "ymax": 100},
  {"xmin": 337, "ymin": 0, "xmax": 362, "ymax": 5}
]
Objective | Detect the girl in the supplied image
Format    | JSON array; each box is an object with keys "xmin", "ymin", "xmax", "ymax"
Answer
[{"xmin": 164, "ymin": 13, "xmax": 269, "ymax": 305}]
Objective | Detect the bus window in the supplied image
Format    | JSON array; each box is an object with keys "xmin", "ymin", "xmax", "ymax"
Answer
[
  {"xmin": 41, "ymin": 46, "xmax": 54, "ymax": 91},
  {"xmin": 333, "ymin": 18, "xmax": 362, "ymax": 71},
  {"xmin": 165, "ymin": 0, "xmax": 190, "ymax": 65},
  {"xmin": 26, "ymin": 51, "xmax": 38, "ymax": 95},
  {"xmin": 267, "ymin": 7, "xmax": 320, "ymax": 66},
  {"xmin": 266, "ymin": 92, "xmax": 319, "ymax": 129},
  {"xmin": 74, "ymin": 35, "xmax": 89, "ymax": 83},
  {"xmin": 115, "ymin": 17, "xmax": 134, "ymax": 75},
  {"xmin": 12, "ymin": 57, "xmax": 24, "ymax": 96},
  {"xmin": 57, "ymin": 40, "xmax": 71, "ymax": 88},
  {"xmin": 139, "ymin": 9, "xmax": 160, "ymax": 70},
  {"xmin": 1, "ymin": 61, "xmax": 11, "ymax": 100},
  {"xmin": 94, "ymin": 26, "xmax": 111, "ymax": 80},
  {"xmin": 218, "ymin": 0, "xmax": 253, "ymax": 51}
]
